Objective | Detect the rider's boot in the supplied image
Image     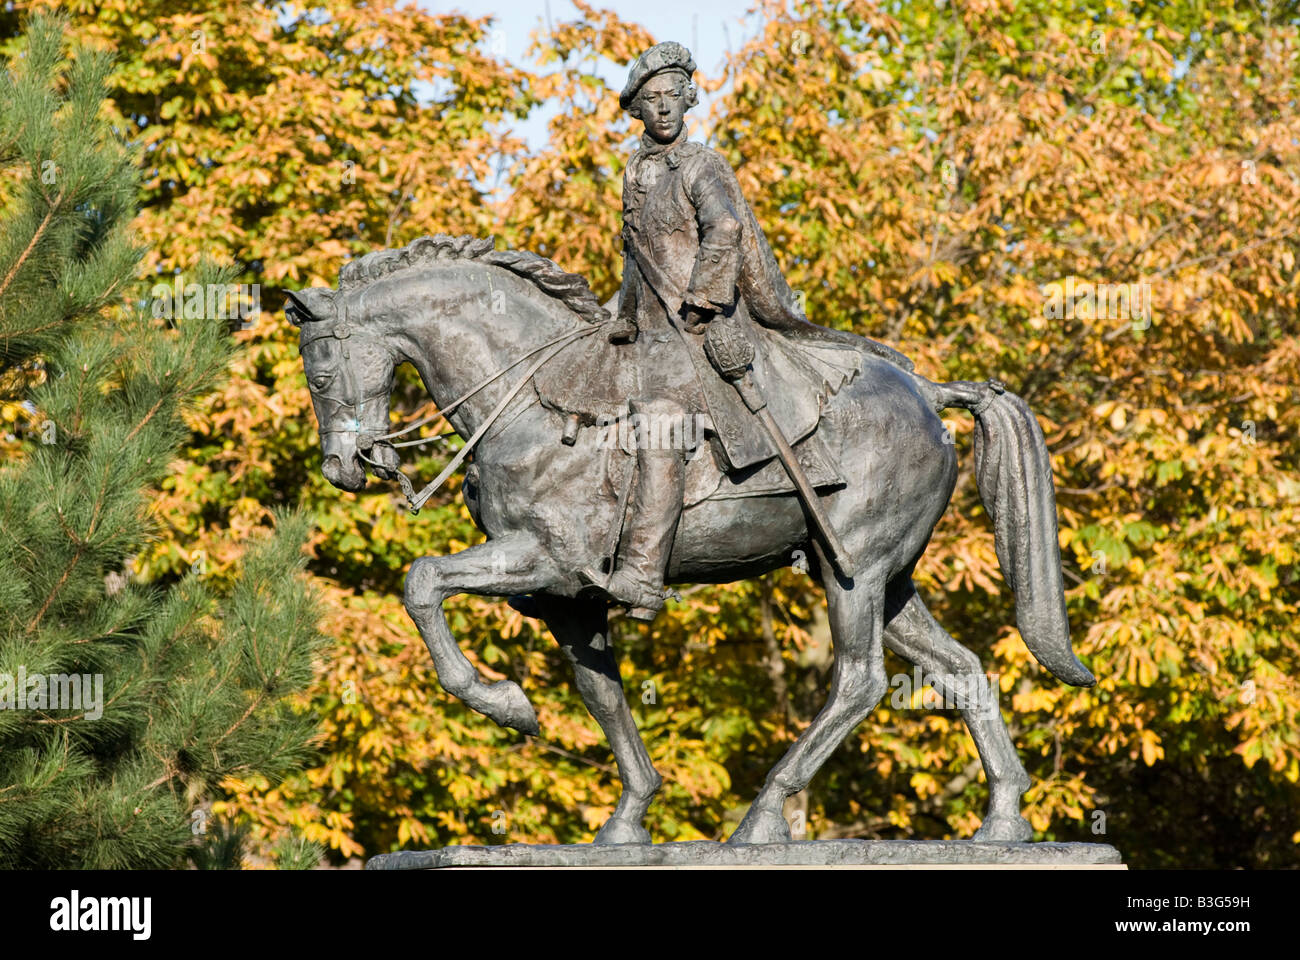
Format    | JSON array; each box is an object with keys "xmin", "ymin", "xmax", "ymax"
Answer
[{"xmin": 579, "ymin": 400, "xmax": 686, "ymax": 621}]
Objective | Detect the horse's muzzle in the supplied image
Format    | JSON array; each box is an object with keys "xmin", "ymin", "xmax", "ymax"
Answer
[{"xmin": 322, "ymin": 453, "xmax": 367, "ymax": 491}]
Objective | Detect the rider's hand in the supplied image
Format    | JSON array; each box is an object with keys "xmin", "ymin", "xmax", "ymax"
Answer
[{"xmin": 681, "ymin": 304, "xmax": 714, "ymax": 334}]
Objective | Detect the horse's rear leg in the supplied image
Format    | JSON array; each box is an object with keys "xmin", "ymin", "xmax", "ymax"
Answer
[
  {"xmin": 404, "ymin": 534, "xmax": 559, "ymax": 735},
  {"xmin": 729, "ymin": 573, "xmax": 889, "ymax": 844},
  {"xmin": 539, "ymin": 596, "xmax": 662, "ymax": 844},
  {"xmin": 883, "ymin": 583, "xmax": 1033, "ymax": 842}
]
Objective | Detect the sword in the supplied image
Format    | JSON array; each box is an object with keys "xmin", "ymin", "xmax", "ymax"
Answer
[{"xmin": 702, "ymin": 314, "xmax": 855, "ymax": 579}]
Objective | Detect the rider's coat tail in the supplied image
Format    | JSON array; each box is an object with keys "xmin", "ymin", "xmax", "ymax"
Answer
[{"xmin": 937, "ymin": 381, "xmax": 1096, "ymax": 687}]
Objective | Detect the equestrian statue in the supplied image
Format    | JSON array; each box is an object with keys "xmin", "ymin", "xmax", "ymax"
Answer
[{"xmin": 286, "ymin": 42, "xmax": 1095, "ymax": 846}]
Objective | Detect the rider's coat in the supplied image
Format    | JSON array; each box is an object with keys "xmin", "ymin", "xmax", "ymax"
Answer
[{"xmin": 615, "ymin": 130, "xmax": 885, "ymax": 471}]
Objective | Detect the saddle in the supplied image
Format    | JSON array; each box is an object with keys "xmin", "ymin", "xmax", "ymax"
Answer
[{"xmin": 533, "ymin": 317, "xmax": 863, "ymax": 506}]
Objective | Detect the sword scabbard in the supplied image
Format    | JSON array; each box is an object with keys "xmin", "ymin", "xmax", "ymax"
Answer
[
  {"xmin": 699, "ymin": 310, "xmax": 854, "ymax": 578},
  {"xmin": 729, "ymin": 370, "xmax": 854, "ymax": 578}
]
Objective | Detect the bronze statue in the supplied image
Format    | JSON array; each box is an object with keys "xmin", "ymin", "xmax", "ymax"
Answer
[{"xmin": 287, "ymin": 42, "xmax": 1096, "ymax": 848}]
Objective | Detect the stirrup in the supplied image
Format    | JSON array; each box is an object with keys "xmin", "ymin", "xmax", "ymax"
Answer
[{"xmin": 577, "ymin": 567, "xmax": 664, "ymax": 622}]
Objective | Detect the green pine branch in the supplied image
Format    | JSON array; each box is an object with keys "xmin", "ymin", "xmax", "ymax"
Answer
[{"xmin": 0, "ymin": 13, "xmax": 325, "ymax": 870}]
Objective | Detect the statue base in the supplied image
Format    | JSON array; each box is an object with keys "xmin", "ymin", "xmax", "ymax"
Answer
[{"xmin": 366, "ymin": 839, "xmax": 1124, "ymax": 870}]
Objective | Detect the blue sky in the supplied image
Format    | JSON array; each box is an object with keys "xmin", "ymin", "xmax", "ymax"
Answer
[
  {"xmin": 419, "ymin": 0, "xmax": 765, "ymax": 147},
  {"xmin": 420, "ymin": 0, "xmax": 762, "ymax": 73}
]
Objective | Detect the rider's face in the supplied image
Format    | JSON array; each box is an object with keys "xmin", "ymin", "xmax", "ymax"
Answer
[{"xmin": 635, "ymin": 74, "xmax": 689, "ymax": 144}]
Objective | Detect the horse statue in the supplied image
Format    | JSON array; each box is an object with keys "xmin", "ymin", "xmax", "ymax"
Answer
[{"xmin": 286, "ymin": 233, "xmax": 1094, "ymax": 846}]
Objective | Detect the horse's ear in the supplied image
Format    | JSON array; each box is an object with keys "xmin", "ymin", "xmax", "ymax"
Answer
[{"xmin": 284, "ymin": 287, "xmax": 336, "ymax": 326}]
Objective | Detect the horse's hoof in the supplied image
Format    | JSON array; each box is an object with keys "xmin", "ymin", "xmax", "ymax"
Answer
[
  {"xmin": 594, "ymin": 819, "xmax": 651, "ymax": 845},
  {"xmin": 484, "ymin": 680, "xmax": 539, "ymax": 736},
  {"xmin": 972, "ymin": 814, "xmax": 1033, "ymax": 843},
  {"xmin": 727, "ymin": 807, "xmax": 792, "ymax": 844}
]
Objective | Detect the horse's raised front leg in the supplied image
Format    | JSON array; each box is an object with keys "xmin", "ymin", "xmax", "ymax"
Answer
[
  {"xmin": 729, "ymin": 572, "xmax": 889, "ymax": 844},
  {"xmin": 537, "ymin": 595, "xmax": 662, "ymax": 844},
  {"xmin": 883, "ymin": 584, "xmax": 1033, "ymax": 842},
  {"xmin": 404, "ymin": 534, "xmax": 559, "ymax": 735}
]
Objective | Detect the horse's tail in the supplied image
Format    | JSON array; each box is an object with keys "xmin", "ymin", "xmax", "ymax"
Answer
[{"xmin": 924, "ymin": 377, "xmax": 1095, "ymax": 687}]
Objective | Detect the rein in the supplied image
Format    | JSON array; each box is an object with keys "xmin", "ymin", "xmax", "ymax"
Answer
[{"xmin": 357, "ymin": 321, "xmax": 607, "ymax": 515}]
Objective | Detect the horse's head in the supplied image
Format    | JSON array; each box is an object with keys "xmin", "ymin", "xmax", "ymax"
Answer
[{"xmin": 286, "ymin": 287, "xmax": 400, "ymax": 492}]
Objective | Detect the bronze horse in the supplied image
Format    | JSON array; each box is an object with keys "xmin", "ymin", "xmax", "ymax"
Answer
[{"xmin": 287, "ymin": 234, "xmax": 1094, "ymax": 845}]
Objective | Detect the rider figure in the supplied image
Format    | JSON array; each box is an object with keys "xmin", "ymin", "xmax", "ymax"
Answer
[{"xmin": 580, "ymin": 41, "xmax": 881, "ymax": 621}]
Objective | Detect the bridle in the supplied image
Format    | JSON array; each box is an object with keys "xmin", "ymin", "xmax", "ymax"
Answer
[
  {"xmin": 303, "ymin": 302, "xmax": 608, "ymax": 515},
  {"xmin": 303, "ymin": 319, "xmax": 390, "ymax": 444}
]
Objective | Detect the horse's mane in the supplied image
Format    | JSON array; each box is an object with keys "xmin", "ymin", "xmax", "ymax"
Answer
[{"xmin": 338, "ymin": 234, "xmax": 608, "ymax": 324}]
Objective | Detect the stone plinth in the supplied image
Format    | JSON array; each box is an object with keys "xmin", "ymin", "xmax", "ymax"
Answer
[{"xmin": 366, "ymin": 840, "xmax": 1124, "ymax": 870}]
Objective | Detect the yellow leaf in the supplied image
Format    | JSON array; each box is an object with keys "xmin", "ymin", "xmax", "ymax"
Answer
[{"xmin": 1141, "ymin": 729, "xmax": 1164, "ymax": 766}]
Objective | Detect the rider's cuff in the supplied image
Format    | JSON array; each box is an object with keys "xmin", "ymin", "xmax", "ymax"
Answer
[
  {"xmin": 686, "ymin": 245, "xmax": 740, "ymax": 312},
  {"xmin": 681, "ymin": 292, "xmax": 718, "ymax": 314}
]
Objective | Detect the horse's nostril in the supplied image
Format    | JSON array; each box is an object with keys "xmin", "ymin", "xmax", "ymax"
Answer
[{"xmin": 322, "ymin": 455, "xmax": 343, "ymax": 482}]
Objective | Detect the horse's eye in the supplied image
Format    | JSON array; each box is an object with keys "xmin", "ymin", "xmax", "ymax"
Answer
[{"xmin": 311, "ymin": 373, "xmax": 332, "ymax": 390}]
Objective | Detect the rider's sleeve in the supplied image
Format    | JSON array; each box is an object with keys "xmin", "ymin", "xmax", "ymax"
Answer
[
  {"xmin": 617, "ymin": 240, "xmax": 640, "ymax": 323},
  {"xmin": 614, "ymin": 160, "xmax": 641, "ymax": 325},
  {"xmin": 683, "ymin": 152, "xmax": 744, "ymax": 313}
]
